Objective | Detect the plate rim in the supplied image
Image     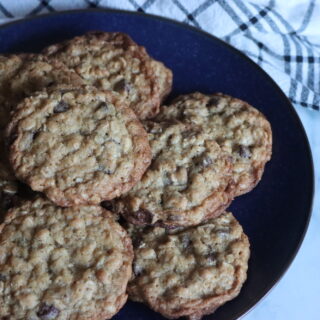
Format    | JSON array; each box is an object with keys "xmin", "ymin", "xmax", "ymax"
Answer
[{"xmin": 0, "ymin": 8, "xmax": 315, "ymax": 320}]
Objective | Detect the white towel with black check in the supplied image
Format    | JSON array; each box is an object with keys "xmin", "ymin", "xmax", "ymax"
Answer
[{"xmin": 0, "ymin": 0, "xmax": 319, "ymax": 111}]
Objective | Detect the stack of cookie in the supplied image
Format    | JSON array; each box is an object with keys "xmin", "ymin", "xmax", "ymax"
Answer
[{"xmin": 0, "ymin": 31, "xmax": 272, "ymax": 320}]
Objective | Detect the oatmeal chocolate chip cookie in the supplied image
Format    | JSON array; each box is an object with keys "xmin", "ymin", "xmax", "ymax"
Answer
[
  {"xmin": 7, "ymin": 86, "xmax": 152, "ymax": 207},
  {"xmin": 115, "ymin": 120, "xmax": 234, "ymax": 227},
  {"xmin": 127, "ymin": 211, "xmax": 250, "ymax": 320},
  {"xmin": 154, "ymin": 93, "xmax": 272, "ymax": 196},
  {"xmin": 8, "ymin": 54, "xmax": 84, "ymax": 108},
  {"xmin": 43, "ymin": 31, "xmax": 173, "ymax": 119},
  {"xmin": 0, "ymin": 197, "xmax": 133, "ymax": 320}
]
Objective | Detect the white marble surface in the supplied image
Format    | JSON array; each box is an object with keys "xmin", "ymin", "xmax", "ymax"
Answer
[{"xmin": 243, "ymin": 106, "xmax": 320, "ymax": 320}]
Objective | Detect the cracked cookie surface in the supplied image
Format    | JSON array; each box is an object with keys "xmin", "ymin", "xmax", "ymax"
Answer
[
  {"xmin": 127, "ymin": 211, "xmax": 250, "ymax": 320},
  {"xmin": 154, "ymin": 93, "xmax": 272, "ymax": 196},
  {"xmin": 43, "ymin": 31, "xmax": 173, "ymax": 119},
  {"xmin": 0, "ymin": 197, "xmax": 133, "ymax": 320},
  {"xmin": 115, "ymin": 120, "xmax": 234, "ymax": 227},
  {"xmin": 7, "ymin": 86, "xmax": 151, "ymax": 206}
]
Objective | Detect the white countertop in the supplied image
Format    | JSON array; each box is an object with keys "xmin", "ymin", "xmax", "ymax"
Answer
[{"xmin": 243, "ymin": 107, "xmax": 320, "ymax": 320}]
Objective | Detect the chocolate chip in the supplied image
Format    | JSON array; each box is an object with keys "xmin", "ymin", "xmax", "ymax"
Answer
[
  {"xmin": 101, "ymin": 201, "xmax": 114, "ymax": 211},
  {"xmin": 114, "ymin": 79, "xmax": 131, "ymax": 93},
  {"xmin": 0, "ymin": 274, "xmax": 6, "ymax": 281},
  {"xmin": 132, "ymin": 209, "xmax": 153, "ymax": 224},
  {"xmin": 206, "ymin": 96, "xmax": 220, "ymax": 107},
  {"xmin": 238, "ymin": 145, "xmax": 251, "ymax": 159},
  {"xmin": 53, "ymin": 100, "xmax": 69, "ymax": 113},
  {"xmin": 36, "ymin": 303, "xmax": 60, "ymax": 320}
]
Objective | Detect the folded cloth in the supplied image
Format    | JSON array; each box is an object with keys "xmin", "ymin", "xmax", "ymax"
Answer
[{"xmin": 0, "ymin": 0, "xmax": 318, "ymax": 111}]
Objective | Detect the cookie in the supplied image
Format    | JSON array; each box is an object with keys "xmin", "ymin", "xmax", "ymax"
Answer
[
  {"xmin": 43, "ymin": 31, "xmax": 173, "ymax": 119},
  {"xmin": 127, "ymin": 211, "xmax": 250, "ymax": 320},
  {"xmin": 7, "ymin": 86, "xmax": 152, "ymax": 206},
  {"xmin": 154, "ymin": 93, "xmax": 272, "ymax": 196},
  {"xmin": 114, "ymin": 120, "xmax": 234, "ymax": 227},
  {"xmin": 0, "ymin": 197, "xmax": 133, "ymax": 319}
]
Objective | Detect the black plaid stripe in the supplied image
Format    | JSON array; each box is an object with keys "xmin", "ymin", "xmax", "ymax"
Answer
[
  {"xmin": 221, "ymin": 0, "xmax": 271, "ymax": 67},
  {"xmin": 303, "ymin": 39, "xmax": 315, "ymax": 91},
  {"xmin": 0, "ymin": 2, "xmax": 13, "ymax": 18},
  {"xmin": 171, "ymin": 0, "xmax": 201, "ymax": 28},
  {"xmin": 222, "ymin": 0, "xmax": 319, "ymax": 111},
  {"xmin": 292, "ymin": 99, "xmax": 320, "ymax": 111},
  {"xmin": 85, "ymin": 0, "xmax": 102, "ymax": 8},
  {"xmin": 127, "ymin": 0, "xmax": 143, "ymax": 12},
  {"xmin": 226, "ymin": 4, "xmax": 271, "ymax": 36},
  {"xmin": 233, "ymin": 0, "xmax": 265, "ymax": 32},
  {"xmin": 28, "ymin": 0, "xmax": 55, "ymax": 16},
  {"xmin": 127, "ymin": 0, "xmax": 157, "ymax": 12},
  {"xmin": 312, "ymin": 93, "xmax": 320, "ymax": 112},
  {"xmin": 0, "ymin": 0, "xmax": 318, "ymax": 111},
  {"xmin": 243, "ymin": 2, "xmax": 307, "ymax": 109},
  {"xmin": 257, "ymin": 40, "xmax": 264, "ymax": 65},
  {"xmin": 183, "ymin": 0, "xmax": 216, "ymax": 25},
  {"xmin": 141, "ymin": 0, "xmax": 157, "ymax": 11},
  {"xmin": 268, "ymin": 4, "xmax": 318, "ymax": 109},
  {"xmin": 267, "ymin": 5, "xmax": 305, "ymax": 98},
  {"xmin": 296, "ymin": 0, "xmax": 316, "ymax": 33},
  {"xmin": 249, "ymin": 3, "xmax": 292, "ymax": 73},
  {"xmin": 219, "ymin": 0, "xmax": 248, "ymax": 31}
]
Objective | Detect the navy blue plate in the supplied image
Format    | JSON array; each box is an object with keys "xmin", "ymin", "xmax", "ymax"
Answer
[{"xmin": 0, "ymin": 9, "xmax": 314, "ymax": 320}]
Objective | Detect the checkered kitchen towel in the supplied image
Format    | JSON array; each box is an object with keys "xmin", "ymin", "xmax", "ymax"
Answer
[{"xmin": 0, "ymin": 0, "xmax": 319, "ymax": 111}]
